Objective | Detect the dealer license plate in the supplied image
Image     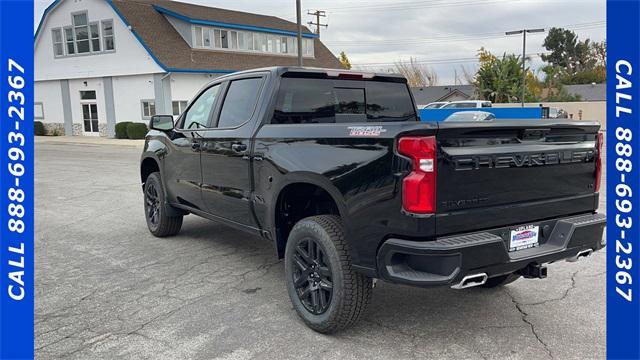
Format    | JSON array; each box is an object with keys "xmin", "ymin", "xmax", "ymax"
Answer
[{"xmin": 509, "ymin": 225, "xmax": 539, "ymax": 251}]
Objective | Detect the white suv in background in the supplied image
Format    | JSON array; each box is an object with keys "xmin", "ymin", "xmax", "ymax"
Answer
[{"xmin": 441, "ymin": 100, "xmax": 492, "ymax": 109}]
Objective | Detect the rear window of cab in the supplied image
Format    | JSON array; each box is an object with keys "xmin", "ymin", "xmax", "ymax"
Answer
[{"xmin": 272, "ymin": 77, "xmax": 417, "ymax": 124}]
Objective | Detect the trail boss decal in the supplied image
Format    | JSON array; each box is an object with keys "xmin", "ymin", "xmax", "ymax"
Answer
[{"xmin": 348, "ymin": 126, "xmax": 387, "ymax": 137}]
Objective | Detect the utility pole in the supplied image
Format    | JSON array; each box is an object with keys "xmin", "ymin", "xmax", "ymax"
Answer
[
  {"xmin": 296, "ymin": 0, "xmax": 303, "ymax": 66},
  {"xmin": 307, "ymin": 10, "xmax": 327, "ymax": 36},
  {"xmin": 505, "ymin": 28, "xmax": 545, "ymax": 107}
]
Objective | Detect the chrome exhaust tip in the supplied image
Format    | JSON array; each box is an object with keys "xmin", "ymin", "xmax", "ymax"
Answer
[
  {"xmin": 567, "ymin": 249, "xmax": 593, "ymax": 262},
  {"xmin": 451, "ymin": 273, "xmax": 488, "ymax": 289}
]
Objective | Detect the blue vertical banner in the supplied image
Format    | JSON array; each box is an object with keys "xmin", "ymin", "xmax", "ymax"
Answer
[
  {"xmin": 607, "ymin": 0, "xmax": 640, "ymax": 359},
  {"xmin": 0, "ymin": 0, "xmax": 35, "ymax": 359}
]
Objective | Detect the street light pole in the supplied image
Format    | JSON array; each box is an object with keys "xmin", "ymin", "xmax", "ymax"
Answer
[
  {"xmin": 506, "ymin": 28, "xmax": 545, "ymax": 107},
  {"xmin": 296, "ymin": 0, "xmax": 303, "ymax": 67}
]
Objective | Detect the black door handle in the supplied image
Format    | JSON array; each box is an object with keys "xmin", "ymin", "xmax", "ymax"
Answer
[
  {"xmin": 191, "ymin": 142, "xmax": 201, "ymax": 151},
  {"xmin": 231, "ymin": 143, "xmax": 247, "ymax": 153}
]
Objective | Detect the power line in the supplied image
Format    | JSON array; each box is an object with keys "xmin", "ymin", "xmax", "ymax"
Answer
[
  {"xmin": 322, "ymin": 0, "xmax": 521, "ymax": 13},
  {"xmin": 325, "ymin": 21, "xmax": 604, "ymax": 46},
  {"xmin": 351, "ymin": 52, "xmax": 548, "ymax": 67}
]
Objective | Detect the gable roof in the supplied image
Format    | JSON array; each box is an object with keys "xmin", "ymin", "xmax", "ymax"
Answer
[
  {"xmin": 150, "ymin": 1, "xmax": 317, "ymax": 38},
  {"xmin": 36, "ymin": 0, "xmax": 343, "ymax": 73},
  {"xmin": 564, "ymin": 84, "xmax": 606, "ymax": 101},
  {"xmin": 410, "ymin": 85, "xmax": 475, "ymax": 105}
]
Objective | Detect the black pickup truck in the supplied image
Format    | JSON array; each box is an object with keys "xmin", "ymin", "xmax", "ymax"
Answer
[{"xmin": 140, "ymin": 67, "xmax": 606, "ymax": 333}]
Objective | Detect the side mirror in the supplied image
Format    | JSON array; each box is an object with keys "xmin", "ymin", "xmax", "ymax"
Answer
[{"xmin": 149, "ymin": 115, "xmax": 174, "ymax": 131}]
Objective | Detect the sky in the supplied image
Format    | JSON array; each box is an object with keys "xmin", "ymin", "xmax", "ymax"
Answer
[{"xmin": 34, "ymin": 0, "xmax": 606, "ymax": 84}]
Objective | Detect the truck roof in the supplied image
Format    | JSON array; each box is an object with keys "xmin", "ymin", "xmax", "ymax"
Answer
[{"xmin": 213, "ymin": 66, "xmax": 407, "ymax": 82}]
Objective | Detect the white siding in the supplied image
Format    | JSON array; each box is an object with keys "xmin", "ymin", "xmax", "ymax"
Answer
[
  {"xmin": 170, "ymin": 73, "xmax": 221, "ymax": 104},
  {"xmin": 34, "ymin": 81, "xmax": 64, "ymax": 124},
  {"xmin": 112, "ymin": 74, "xmax": 155, "ymax": 123},
  {"xmin": 34, "ymin": 0, "xmax": 163, "ymax": 81}
]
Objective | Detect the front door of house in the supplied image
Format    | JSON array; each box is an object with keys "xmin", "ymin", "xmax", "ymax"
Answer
[{"xmin": 80, "ymin": 91, "xmax": 99, "ymax": 135}]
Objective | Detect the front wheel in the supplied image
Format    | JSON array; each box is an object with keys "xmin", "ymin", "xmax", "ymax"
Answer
[
  {"xmin": 284, "ymin": 215, "xmax": 372, "ymax": 333},
  {"xmin": 144, "ymin": 172, "xmax": 183, "ymax": 237}
]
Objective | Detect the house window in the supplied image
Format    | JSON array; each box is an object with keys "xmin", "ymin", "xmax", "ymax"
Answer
[
  {"xmin": 194, "ymin": 26, "xmax": 203, "ymax": 47},
  {"xmin": 172, "ymin": 101, "xmax": 188, "ymax": 116},
  {"xmin": 220, "ymin": 30, "xmax": 229, "ymax": 48},
  {"xmin": 101, "ymin": 20, "xmax": 114, "ymax": 51},
  {"xmin": 303, "ymin": 38, "xmax": 314, "ymax": 57},
  {"xmin": 73, "ymin": 12, "xmax": 90, "ymax": 54},
  {"xmin": 52, "ymin": 28, "xmax": 64, "ymax": 57},
  {"xmin": 52, "ymin": 13, "xmax": 113, "ymax": 57},
  {"xmin": 190, "ymin": 25, "xmax": 314, "ymax": 57},
  {"xmin": 238, "ymin": 32, "xmax": 246, "ymax": 50},
  {"xmin": 80, "ymin": 90, "xmax": 97, "ymax": 100},
  {"xmin": 64, "ymin": 27, "xmax": 75, "ymax": 55},
  {"xmin": 230, "ymin": 31, "xmax": 238, "ymax": 49},
  {"xmin": 34, "ymin": 102, "xmax": 44, "ymax": 120},
  {"xmin": 214, "ymin": 29, "xmax": 221, "ymax": 48},
  {"xmin": 203, "ymin": 29, "xmax": 211, "ymax": 47},
  {"xmin": 90, "ymin": 22, "xmax": 100, "ymax": 52},
  {"xmin": 141, "ymin": 100, "xmax": 156, "ymax": 119}
]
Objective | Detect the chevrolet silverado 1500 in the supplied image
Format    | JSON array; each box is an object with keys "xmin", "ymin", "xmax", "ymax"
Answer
[{"xmin": 140, "ymin": 67, "xmax": 605, "ymax": 333}]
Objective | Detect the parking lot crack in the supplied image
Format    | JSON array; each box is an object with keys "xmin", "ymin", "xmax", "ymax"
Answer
[{"xmin": 505, "ymin": 289, "xmax": 554, "ymax": 359}]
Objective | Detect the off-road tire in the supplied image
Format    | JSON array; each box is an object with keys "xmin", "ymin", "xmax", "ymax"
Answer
[
  {"xmin": 284, "ymin": 215, "xmax": 372, "ymax": 333},
  {"xmin": 144, "ymin": 172, "xmax": 183, "ymax": 237}
]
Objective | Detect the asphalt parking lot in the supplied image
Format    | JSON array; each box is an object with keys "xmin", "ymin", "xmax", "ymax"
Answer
[{"xmin": 35, "ymin": 139, "xmax": 606, "ymax": 360}]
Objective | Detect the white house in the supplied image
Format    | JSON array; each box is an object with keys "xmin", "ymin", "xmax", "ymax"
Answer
[{"xmin": 35, "ymin": 0, "xmax": 342, "ymax": 137}]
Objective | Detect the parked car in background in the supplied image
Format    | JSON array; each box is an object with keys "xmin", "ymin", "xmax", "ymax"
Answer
[
  {"xmin": 441, "ymin": 100, "xmax": 492, "ymax": 109},
  {"xmin": 548, "ymin": 107, "xmax": 569, "ymax": 119},
  {"xmin": 422, "ymin": 101, "xmax": 449, "ymax": 109},
  {"xmin": 445, "ymin": 111, "xmax": 496, "ymax": 122}
]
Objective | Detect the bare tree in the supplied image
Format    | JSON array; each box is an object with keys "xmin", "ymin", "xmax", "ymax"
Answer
[
  {"xmin": 393, "ymin": 58, "xmax": 438, "ymax": 87},
  {"xmin": 459, "ymin": 65, "xmax": 476, "ymax": 85}
]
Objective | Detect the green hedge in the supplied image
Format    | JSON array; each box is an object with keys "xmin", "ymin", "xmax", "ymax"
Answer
[
  {"xmin": 126, "ymin": 122, "xmax": 149, "ymax": 140},
  {"xmin": 34, "ymin": 121, "xmax": 45, "ymax": 136},
  {"xmin": 115, "ymin": 122, "xmax": 132, "ymax": 139}
]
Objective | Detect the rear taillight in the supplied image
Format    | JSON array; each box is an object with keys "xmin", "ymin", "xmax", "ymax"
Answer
[
  {"xmin": 595, "ymin": 131, "xmax": 603, "ymax": 192},
  {"xmin": 398, "ymin": 136, "xmax": 437, "ymax": 214}
]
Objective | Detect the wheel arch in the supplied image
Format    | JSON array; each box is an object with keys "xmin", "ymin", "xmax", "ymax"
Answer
[
  {"xmin": 269, "ymin": 172, "xmax": 349, "ymax": 259},
  {"xmin": 140, "ymin": 155, "xmax": 161, "ymax": 190}
]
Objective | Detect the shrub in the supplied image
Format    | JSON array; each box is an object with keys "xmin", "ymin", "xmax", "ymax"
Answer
[
  {"xmin": 115, "ymin": 121, "xmax": 132, "ymax": 139},
  {"xmin": 34, "ymin": 121, "xmax": 45, "ymax": 136},
  {"xmin": 126, "ymin": 122, "xmax": 149, "ymax": 140}
]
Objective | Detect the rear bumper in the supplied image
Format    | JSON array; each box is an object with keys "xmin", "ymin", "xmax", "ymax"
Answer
[{"xmin": 376, "ymin": 213, "xmax": 606, "ymax": 287}]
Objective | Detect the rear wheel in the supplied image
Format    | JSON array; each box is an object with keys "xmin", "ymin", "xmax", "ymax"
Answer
[
  {"xmin": 284, "ymin": 215, "xmax": 372, "ymax": 333},
  {"xmin": 480, "ymin": 273, "xmax": 520, "ymax": 288},
  {"xmin": 144, "ymin": 172, "xmax": 183, "ymax": 237}
]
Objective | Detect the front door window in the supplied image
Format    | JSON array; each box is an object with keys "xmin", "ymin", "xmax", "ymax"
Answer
[
  {"xmin": 80, "ymin": 90, "xmax": 98, "ymax": 134},
  {"xmin": 82, "ymin": 103, "xmax": 98, "ymax": 133}
]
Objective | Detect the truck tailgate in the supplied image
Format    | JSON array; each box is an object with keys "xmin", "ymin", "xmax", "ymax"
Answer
[{"xmin": 435, "ymin": 120, "xmax": 601, "ymax": 236}]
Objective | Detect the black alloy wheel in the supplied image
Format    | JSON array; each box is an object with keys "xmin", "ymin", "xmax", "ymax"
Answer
[
  {"xmin": 284, "ymin": 215, "xmax": 372, "ymax": 333},
  {"xmin": 145, "ymin": 181, "xmax": 161, "ymax": 227},
  {"xmin": 291, "ymin": 238, "xmax": 333, "ymax": 315},
  {"xmin": 143, "ymin": 172, "xmax": 183, "ymax": 237}
]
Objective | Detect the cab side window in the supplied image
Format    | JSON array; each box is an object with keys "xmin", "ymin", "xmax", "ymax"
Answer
[
  {"xmin": 182, "ymin": 84, "xmax": 220, "ymax": 130},
  {"xmin": 217, "ymin": 77, "xmax": 263, "ymax": 128}
]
